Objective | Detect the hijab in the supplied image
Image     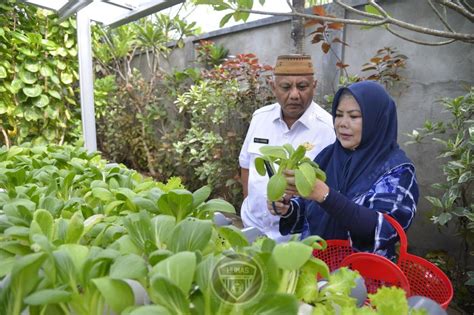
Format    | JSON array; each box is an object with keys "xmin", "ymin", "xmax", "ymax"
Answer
[{"xmin": 316, "ymin": 81, "xmax": 412, "ymax": 199}]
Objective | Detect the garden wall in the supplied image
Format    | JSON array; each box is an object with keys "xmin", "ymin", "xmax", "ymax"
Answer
[{"xmin": 135, "ymin": 0, "xmax": 473, "ymax": 257}]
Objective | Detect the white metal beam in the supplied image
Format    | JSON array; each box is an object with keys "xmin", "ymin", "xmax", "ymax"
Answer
[
  {"xmin": 77, "ymin": 10, "xmax": 97, "ymax": 152},
  {"xmin": 106, "ymin": 0, "xmax": 185, "ymax": 28}
]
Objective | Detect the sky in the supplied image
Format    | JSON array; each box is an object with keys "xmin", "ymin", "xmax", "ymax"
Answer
[{"xmin": 166, "ymin": 1, "xmax": 291, "ymax": 33}]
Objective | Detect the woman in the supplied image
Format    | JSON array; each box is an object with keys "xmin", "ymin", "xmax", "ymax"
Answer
[{"xmin": 270, "ymin": 81, "xmax": 419, "ymax": 258}]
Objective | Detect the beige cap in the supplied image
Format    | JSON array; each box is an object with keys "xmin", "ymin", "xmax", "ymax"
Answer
[{"xmin": 274, "ymin": 54, "xmax": 314, "ymax": 76}]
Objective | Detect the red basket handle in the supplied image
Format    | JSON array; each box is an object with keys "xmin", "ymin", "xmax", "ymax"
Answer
[{"xmin": 383, "ymin": 213, "xmax": 408, "ymax": 254}]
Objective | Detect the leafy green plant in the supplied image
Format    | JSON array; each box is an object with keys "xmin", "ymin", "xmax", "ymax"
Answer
[
  {"xmin": 196, "ymin": 39, "xmax": 229, "ymax": 69},
  {"xmin": 323, "ymin": 47, "xmax": 408, "ymax": 109},
  {"xmin": 360, "ymin": 47, "xmax": 408, "ymax": 88},
  {"xmin": 0, "ymin": 1, "xmax": 81, "ymax": 146},
  {"xmin": 406, "ymin": 88, "xmax": 473, "ymax": 312},
  {"xmin": 0, "ymin": 144, "xmax": 434, "ymax": 314},
  {"xmin": 255, "ymin": 144, "xmax": 326, "ymax": 201},
  {"xmin": 93, "ymin": 13, "xmax": 200, "ymax": 178}
]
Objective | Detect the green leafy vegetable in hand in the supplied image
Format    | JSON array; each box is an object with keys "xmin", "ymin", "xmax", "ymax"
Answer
[{"xmin": 255, "ymin": 144, "xmax": 326, "ymax": 201}]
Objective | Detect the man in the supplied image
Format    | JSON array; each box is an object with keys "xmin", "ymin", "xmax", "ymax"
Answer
[{"xmin": 238, "ymin": 54, "xmax": 336, "ymax": 242}]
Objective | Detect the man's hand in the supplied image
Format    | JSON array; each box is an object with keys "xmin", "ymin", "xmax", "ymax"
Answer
[{"xmin": 267, "ymin": 194, "xmax": 293, "ymax": 216}]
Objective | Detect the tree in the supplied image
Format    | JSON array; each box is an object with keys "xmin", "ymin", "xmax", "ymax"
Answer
[{"xmin": 192, "ymin": 0, "xmax": 474, "ymax": 46}]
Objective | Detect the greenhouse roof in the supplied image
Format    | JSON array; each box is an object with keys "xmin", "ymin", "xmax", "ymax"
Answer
[{"xmin": 22, "ymin": 0, "xmax": 185, "ymax": 27}]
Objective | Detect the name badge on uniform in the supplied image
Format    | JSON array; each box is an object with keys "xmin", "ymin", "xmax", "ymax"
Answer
[{"xmin": 254, "ymin": 137, "xmax": 269, "ymax": 144}]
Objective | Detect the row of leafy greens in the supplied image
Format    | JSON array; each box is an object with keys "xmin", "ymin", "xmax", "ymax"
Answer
[{"xmin": 0, "ymin": 144, "xmax": 422, "ymax": 314}]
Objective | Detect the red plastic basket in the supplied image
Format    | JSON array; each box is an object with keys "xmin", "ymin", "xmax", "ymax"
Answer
[
  {"xmin": 313, "ymin": 239, "xmax": 354, "ymax": 272},
  {"xmin": 340, "ymin": 252, "xmax": 411, "ymax": 295},
  {"xmin": 384, "ymin": 214, "xmax": 453, "ymax": 309},
  {"xmin": 312, "ymin": 214, "xmax": 454, "ymax": 309}
]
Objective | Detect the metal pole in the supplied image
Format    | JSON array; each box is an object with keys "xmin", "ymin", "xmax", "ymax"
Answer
[{"xmin": 76, "ymin": 9, "xmax": 97, "ymax": 152}]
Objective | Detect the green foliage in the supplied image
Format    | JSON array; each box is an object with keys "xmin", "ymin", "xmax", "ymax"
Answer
[
  {"xmin": 0, "ymin": 1, "xmax": 81, "ymax": 146},
  {"xmin": 196, "ymin": 39, "xmax": 229, "ymax": 69},
  {"xmin": 255, "ymin": 144, "xmax": 326, "ymax": 201},
  {"xmin": 95, "ymin": 35, "xmax": 274, "ymax": 208},
  {"xmin": 0, "ymin": 144, "xmax": 428, "ymax": 314},
  {"xmin": 406, "ymin": 88, "xmax": 474, "ymax": 310},
  {"xmin": 93, "ymin": 13, "xmax": 200, "ymax": 178},
  {"xmin": 360, "ymin": 47, "xmax": 408, "ymax": 87},
  {"xmin": 324, "ymin": 47, "xmax": 408, "ymax": 110}
]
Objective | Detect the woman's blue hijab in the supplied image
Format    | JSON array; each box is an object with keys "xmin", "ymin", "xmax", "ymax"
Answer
[{"xmin": 316, "ymin": 81, "xmax": 411, "ymax": 199}]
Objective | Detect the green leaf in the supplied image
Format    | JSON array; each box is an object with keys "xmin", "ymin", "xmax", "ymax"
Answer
[
  {"xmin": 273, "ymin": 241, "xmax": 313, "ymax": 270},
  {"xmin": 92, "ymin": 187, "xmax": 113, "ymax": 201},
  {"xmin": 220, "ymin": 13, "xmax": 233, "ymax": 28},
  {"xmin": 40, "ymin": 65, "xmax": 53, "ymax": 77},
  {"xmin": 283, "ymin": 143, "xmax": 295, "ymax": 155},
  {"xmin": 60, "ymin": 72, "xmax": 73, "ymax": 84},
  {"xmin": 458, "ymin": 171, "xmax": 471, "ymax": 183},
  {"xmin": 365, "ymin": 4, "xmax": 382, "ymax": 16},
  {"xmin": 437, "ymin": 212, "xmax": 452, "ymax": 225},
  {"xmin": 197, "ymin": 198, "xmax": 235, "ymax": 213},
  {"xmin": 295, "ymin": 164, "xmax": 316, "ymax": 197},
  {"xmin": 295, "ymin": 258, "xmax": 329, "ymax": 303},
  {"xmin": 290, "ymin": 145, "xmax": 306, "ymax": 163},
  {"xmin": 218, "ymin": 225, "xmax": 249, "ymax": 248},
  {"xmin": 149, "ymin": 249, "xmax": 173, "ymax": 266},
  {"xmin": 11, "ymin": 253, "xmax": 47, "ymax": 298},
  {"xmin": 23, "ymin": 85, "xmax": 42, "ymax": 97},
  {"xmin": 425, "ymin": 196, "xmax": 443, "ymax": 209},
  {"xmin": 93, "ymin": 277, "xmax": 135, "ymax": 314},
  {"xmin": 24, "ymin": 60, "xmax": 40, "ymax": 73},
  {"xmin": 169, "ymin": 218, "xmax": 213, "ymax": 252},
  {"xmin": 149, "ymin": 275, "xmax": 190, "ymax": 314},
  {"xmin": 0, "ymin": 65, "xmax": 6, "ymax": 78},
  {"xmin": 54, "ymin": 244, "xmax": 89, "ymax": 277},
  {"xmin": 259, "ymin": 146, "xmax": 288, "ymax": 159},
  {"xmin": 110, "ymin": 254, "xmax": 147, "ymax": 280},
  {"xmin": 151, "ymin": 215, "xmax": 176, "ymax": 247},
  {"xmin": 127, "ymin": 305, "xmax": 173, "ymax": 315},
  {"xmin": 368, "ymin": 286, "xmax": 408, "ymax": 314},
  {"xmin": 48, "ymin": 90, "xmax": 61, "ymax": 99},
  {"xmin": 255, "ymin": 157, "xmax": 266, "ymax": 176},
  {"xmin": 0, "ymin": 256, "xmax": 16, "ymax": 277},
  {"xmin": 267, "ymin": 173, "xmax": 286, "ymax": 201},
  {"xmin": 10, "ymin": 78, "xmax": 24, "ymax": 93},
  {"xmin": 243, "ymin": 293, "xmax": 298, "ymax": 315},
  {"xmin": 133, "ymin": 196, "xmax": 158, "ymax": 213},
  {"xmin": 158, "ymin": 189, "xmax": 193, "ymax": 221},
  {"xmin": 19, "ymin": 69, "xmax": 37, "ymax": 84},
  {"xmin": 151, "ymin": 251, "xmax": 196, "ymax": 294},
  {"xmin": 192, "ymin": 185, "xmax": 212, "ymax": 208},
  {"xmin": 24, "ymin": 289, "xmax": 72, "ymax": 305},
  {"xmin": 65, "ymin": 211, "xmax": 84, "ymax": 244},
  {"xmin": 32, "ymin": 94, "xmax": 50, "ymax": 108},
  {"xmin": 314, "ymin": 167, "xmax": 326, "ymax": 182},
  {"xmin": 30, "ymin": 209, "xmax": 54, "ymax": 241}
]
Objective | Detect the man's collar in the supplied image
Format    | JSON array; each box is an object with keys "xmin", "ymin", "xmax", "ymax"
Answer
[{"xmin": 272, "ymin": 102, "xmax": 316, "ymax": 128}]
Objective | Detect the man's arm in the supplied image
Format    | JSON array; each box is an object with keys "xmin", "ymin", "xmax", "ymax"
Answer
[{"xmin": 241, "ymin": 168, "xmax": 249, "ymax": 198}]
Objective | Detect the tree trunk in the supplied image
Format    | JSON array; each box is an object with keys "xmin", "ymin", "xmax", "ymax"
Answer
[{"xmin": 291, "ymin": 0, "xmax": 305, "ymax": 54}]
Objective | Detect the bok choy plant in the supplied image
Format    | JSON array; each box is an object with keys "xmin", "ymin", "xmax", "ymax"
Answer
[{"xmin": 255, "ymin": 144, "xmax": 326, "ymax": 201}]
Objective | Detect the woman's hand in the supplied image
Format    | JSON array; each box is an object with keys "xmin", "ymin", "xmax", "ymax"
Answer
[{"xmin": 283, "ymin": 170, "xmax": 330, "ymax": 203}]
